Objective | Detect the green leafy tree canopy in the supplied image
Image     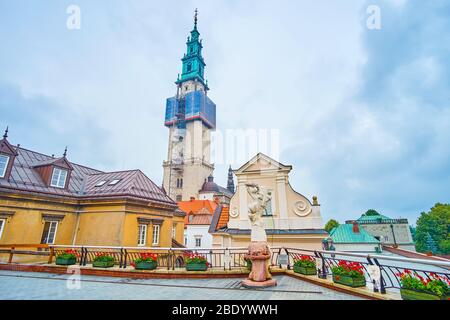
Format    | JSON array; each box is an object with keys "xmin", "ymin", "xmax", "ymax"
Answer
[
  {"xmin": 415, "ymin": 203, "xmax": 450, "ymax": 255},
  {"xmin": 325, "ymin": 219, "xmax": 340, "ymax": 233},
  {"xmin": 364, "ymin": 209, "xmax": 380, "ymax": 216}
]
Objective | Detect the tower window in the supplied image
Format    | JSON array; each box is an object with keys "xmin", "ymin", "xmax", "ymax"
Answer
[
  {"xmin": 190, "ymin": 47, "xmax": 193, "ymax": 53},
  {"xmin": 187, "ymin": 63, "xmax": 192, "ymax": 72},
  {"xmin": 50, "ymin": 168, "xmax": 68, "ymax": 188}
]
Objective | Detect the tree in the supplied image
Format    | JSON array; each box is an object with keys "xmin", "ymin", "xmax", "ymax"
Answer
[
  {"xmin": 424, "ymin": 232, "xmax": 438, "ymax": 254},
  {"xmin": 364, "ymin": 209, "xmax": 380, "ymax": 216},
  {"xmin": 409, "ymin": 225, "xmax": 416, "ymax": 242},
  {"xmin": 415, "ymin": 203, "xmax": 450, "ymax": 255},
  {"xmin": 325, "ymin": 219, "xmax": 339, "ymax": 233}
]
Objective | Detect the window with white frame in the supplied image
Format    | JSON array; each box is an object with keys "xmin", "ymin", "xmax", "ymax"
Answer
[
  {"xmin": 138, "ymin": 224, "xmax": 147, "ymax": 246},
  {"xmin": 172, "ymin": 224, "xmax": 177, "ymax": 239},
  {"xmin": 152, "ymin": 225, "xmax": 160, "ymax": 245},
  {"xmin": 195, "ymin": 236, "xmax": 202, "ymax": 248},
  {"xmin": 0, "ymin": 154, "xmax": 10, "ymax": 178},
  {"xmin": 384, "ymin": 236, "xmax": 389, "ymax": 242},
  {"xmin": 0, "ymin": 219, "xmax": 5, "ymax": 239},
  {"xmin": 40, "ymin": 221, "xmax": 58, "ymax": 244},
  {"xmin": 50, "ymin": 168, "xmax": 68, "ymax": 188},
  {"xmin": 95, "ymin": 180, "xmax": 107, "ymax": 187},
  {"xmin": 109, "ymin": 179, "xmax": 121, "ymax": 186}
]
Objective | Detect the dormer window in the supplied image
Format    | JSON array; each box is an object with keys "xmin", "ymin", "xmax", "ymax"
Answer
[
  {"xmin": 95, "ymin": 180, "xmax": 107, "ymax": 187},
  {"xmin": 109, "ymin": 179, "xmax": 121, "ymax": 186},
  {"xmin": 0, "ymin": 154, "xmax": 10, "ymax": 178},
  {"xmin": 50, "ymin": 167, "xmax": 68, "ymax": 188}
]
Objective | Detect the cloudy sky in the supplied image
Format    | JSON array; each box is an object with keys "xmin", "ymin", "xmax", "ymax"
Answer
[{"xmin": 1, "ymin": 0, "xmax": 449, "ymax": 224}]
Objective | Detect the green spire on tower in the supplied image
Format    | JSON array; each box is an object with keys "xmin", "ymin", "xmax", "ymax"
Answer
[{"xmin": 175, "ymin": 9, "xmax": 208, "ymax": 89}]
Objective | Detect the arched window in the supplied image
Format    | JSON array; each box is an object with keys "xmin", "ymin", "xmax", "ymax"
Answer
[{"xmin": 187, "ymin": 62, "xmax": 192, "ymax": 72}]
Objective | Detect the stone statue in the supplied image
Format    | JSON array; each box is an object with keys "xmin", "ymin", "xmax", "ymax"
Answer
[
  {"xmin": 242, "ymin": 183, "xmax": 277, "ymax": 288},
  {"xmin": 246, "ymin": 184, "xmax": 272, "ymax": 241}
]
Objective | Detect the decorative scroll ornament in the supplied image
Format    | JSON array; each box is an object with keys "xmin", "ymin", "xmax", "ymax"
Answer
[
  {"xmin": 293, "ymin": 200, "xmax": 312, "ymax": 217},
  {"xmin": 229, "ymin": 207, "xmax": 239, "ymax": 218}
]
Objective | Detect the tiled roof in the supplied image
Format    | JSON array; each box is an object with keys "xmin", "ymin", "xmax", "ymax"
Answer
[
  {"xmin": 178, "ymin": 199, "xmax": 217, "ymax": 225},
  {"xmin": 83, "ymin": 170, "xmax": 174, "ymax": 204},
  {"xmin": 189, "ymin": 214, "xmax": 213, "ymax": 225},
  {"xmin": 0, "ymin": 145, "xmax": 175, "ymax": 205},
  {"xmin": 329, "ymin": 224, "xmax": 380, "ymax": 244},
  {"xmin": 217, "ymin": 206, "xmax": 229, "ymax": 229}
]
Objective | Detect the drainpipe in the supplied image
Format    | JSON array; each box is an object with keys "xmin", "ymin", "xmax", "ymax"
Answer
[
  {"xmin": 390, "ymin": 224, "xmax": 397, "ymax": 248},
  {"xmin": 72, "ymin": 209, "xmax": 81, "ymax": 246}
]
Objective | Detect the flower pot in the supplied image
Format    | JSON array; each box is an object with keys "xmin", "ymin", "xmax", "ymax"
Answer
[
  {"xmin": 293, "ymin": 265, "xmax": 317, "ymax": 275},
  {"xmin": 55, "ymin": 256, "xmax": 77, "ymax": 266},
  {"xmin": 134, "ymin": 261, "xmax": 157, "ymax": 270},
  {"xmin": 332, "ymin": 274, "xmax": 366, "ymax": 288},
  {"xmin": 186, "ymin": 263, "xmax": 208, "ymax": 271},
  {"xmin": 93, "ymin": 260, "xmax": 115, "ymax": 268},
  {"xmin": 400, "ymin": 288, "xmax": 448, "ymax": 300}
]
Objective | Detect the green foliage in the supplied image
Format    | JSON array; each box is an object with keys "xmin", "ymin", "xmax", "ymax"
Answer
[
  {"xmin": 364, "ymin": 209, "xmax": 380, "ymax": 216},
  {"xmin": 93, "ymin": 253, "xmax": 114, "ymax": 262},
  {"xmin": 409, "ymin": 225, "xmax": 416, "ymax": 242},
  {"xmin": 415, "ymin": 203, "xmax": 450, "ymax": 255},
  {"xmin": 325, "ymin": 219, "xmax": 339, "ymax": 233},
  {"xmin": 293, "ymin": 256, "xmax": 316, "ymax": 268},
  {"xmin": 398, "ymin": 271, "xmax": 449, "ymax": 297},
  {"xmin": 425, "ymin": 233, "xmax": 438, "ymax": 253}
]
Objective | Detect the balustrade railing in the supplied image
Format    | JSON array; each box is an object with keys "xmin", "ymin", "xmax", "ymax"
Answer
[
  {"xmin": 283, "ymin": 247, "xmax": 450, "ymax": 294},
  {"xmin": 3, "ymin": 244, "xmax": 449, "ymax": 296}
]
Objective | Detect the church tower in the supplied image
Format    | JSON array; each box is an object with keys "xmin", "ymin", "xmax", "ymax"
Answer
[{"xmin": 163, "ymin": 10, "xmax": 216, "ymax": 201}]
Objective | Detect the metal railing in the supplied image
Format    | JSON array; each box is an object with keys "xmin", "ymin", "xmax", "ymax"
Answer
[
  {"xmin": 3, "ymin": 244, "xmax": 450, "ymax": 295},
  {"xmin": 283, "ymin": 247, "xmax": 450, "ymax": 294},
  {"xmin": 49, "ymin": 245, "xmax": 283, "ymax": 271}
]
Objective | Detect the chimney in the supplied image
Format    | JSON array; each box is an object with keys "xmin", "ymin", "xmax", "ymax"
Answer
[
  {"xmin": 352, "ymin": 221, "xmax": 360, "ymax": 233},
  {"xmin": 190, "ymin": 196, "xmax": 195, "ymax": 202}
]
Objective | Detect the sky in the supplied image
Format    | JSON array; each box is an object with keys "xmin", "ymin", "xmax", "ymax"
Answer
[{"xmin": 1, "ymin": 0, "xmax": 449, "ymax": 224}]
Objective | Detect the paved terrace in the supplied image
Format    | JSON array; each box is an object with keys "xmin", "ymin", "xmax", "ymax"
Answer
[
  {"xmin": 1, "ymin": 244, "xmax": 449, "ymax": 300},
  {"xmin": 0, "ymin": 270, "xmax": 363, "ymax": 300}
]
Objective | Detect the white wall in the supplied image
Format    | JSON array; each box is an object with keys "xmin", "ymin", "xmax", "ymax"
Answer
[
  {"xmin": 184, "ymin": 225, "xmax": 213, "ymax": 249},
  {"xmin": 333, "ymin": 243, "xmax": 382, "ymax": 253}
]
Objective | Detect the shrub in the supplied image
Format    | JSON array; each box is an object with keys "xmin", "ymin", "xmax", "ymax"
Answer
[
  {"xmin": 184, "ymin": 252, "xmax": 207, "ymax": 265},
  {"xmin": 93, "ymin": 253, "xmax": 114, "ymax": 263},
  {"xmin": 331, "ymin": 260, "xmax": 365, "ymax": 279},
  {"xmin": 397, "ymin": 270, "xmax": 450, "ymax": 297},
  {"xmin": 293, "ymin": 255, "xmax": 316, "ymax": 269},
  {"xmin": 57, "ymin": 249, "xmax": 79, "ymax": 260}
]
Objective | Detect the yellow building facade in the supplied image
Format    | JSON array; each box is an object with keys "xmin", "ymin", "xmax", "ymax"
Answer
[{"xmin": 0, "ymin": 132, "xmax": 185, "ymax": 262}]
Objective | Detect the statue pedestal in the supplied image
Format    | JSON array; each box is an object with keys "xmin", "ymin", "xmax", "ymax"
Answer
[{"xmin": 241, "ymin": 241, "xmax": 277, "ymax": 289}]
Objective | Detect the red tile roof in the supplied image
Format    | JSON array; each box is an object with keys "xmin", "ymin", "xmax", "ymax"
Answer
[
  {"xmin": 178, "ymin": 199, "xmax": 217, "ymax": 225},
  {"xmin": 217, "ymin": 207, "xmax": 229, "ymax": 229}
]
